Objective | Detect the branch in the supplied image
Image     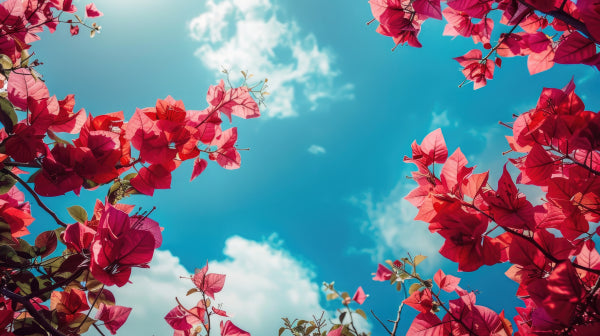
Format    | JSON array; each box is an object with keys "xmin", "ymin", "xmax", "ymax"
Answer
[
  {"xmin": 25, "ymin": 267, "xmax": 85, "ymax": 300},
  {"xmin": 370, "ymin": 310, "xmax": 393, "ymax": 335},
  {"xmin": 2, "ymin": 160, "xmax": 42, "ymax": 168},
  {"xmin": 1, "ymin": 168, "xmax": 67, "ymax": 228},
  {"xmin": 1, "ymin": 288, "xmax": 68, "ymax": 336},
  {"xmin": 390, "ymin": 303, "xmax": 404, "ymax": 336},
  {"xmin": 517, "ymin": 0, "xmax": 600, "ymax": 44}
]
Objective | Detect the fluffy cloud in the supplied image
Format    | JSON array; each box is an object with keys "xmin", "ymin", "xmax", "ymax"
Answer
[
  {"xmin": 188, "ymin": 0, "xmax": 353, "ymax": 118},
  {"xmin": 308, "ymin": 144, "xmax": 326, "ymax": 155},
  {"xmin": 111, "ymin": 236, "xmax": 331, "ymax": 335}
]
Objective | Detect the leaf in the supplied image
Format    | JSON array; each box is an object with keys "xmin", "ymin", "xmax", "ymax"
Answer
[
  {"xmin": 433, "ymin": 269, "xmax": 461, "ymax": 292},
  {"xmin": 352, "ymin": 286, "xmax": 367, "ymax": 304},
  {"xmin": 0, "ymin": 96, "xmax": 17, "ymax": 133},
  {"xmin": 406, "ymin": 313, "xmax": 445, "ymax": 336},
  {"xmin": 0, "ymin": 172, "xmax": 16, "ymax": 195},
  {"xmin": 7, "ymin": 68, "xmax": 49, "ymax": 111},
  {"xmin": 88, "ymin": 289, "xmax": 116, "ymax": 309},
  {"xmin": 220, "ymin": 320, "xmax": 251, "ymax": 336},
  {"xmin": 355, "ymin": 308, "xmax": 367, "ymax": 320},
  {"xmin": 409, "ymin": 283, "xmax": 423, "ymax": 295},
  {"xmin": 326, "ymin": 292, "xmax": 339, "ymax": 300},
  {"xmin": 187, "ymin": 288, "xmax": 200, "ymax": 296},
  {"xmin": 34, "ymin": 230, "xmax": 58, "ymax": 258},
  {"xmin": 554, "ymin": 31, "xmax": 597, "ymax": 64},
  {"xmin": 413, "ymin": 255, "xmax": 427, "ymax": 267},
  {"xmin": 339, "ymin": 311, "xmax": 347, "ymax": 323},
  {"xmin": 421, "ymin": 128, "xmax": 448, "ymax": 164},
  {"xmin": 67, "ymin": 205, "xmax": 88, "ymax": 223},
  {"xmin": 278, "ymin": 327, "xmax": 285, "ymax": 336}
]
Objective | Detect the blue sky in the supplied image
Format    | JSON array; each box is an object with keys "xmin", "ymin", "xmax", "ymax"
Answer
[{"xmin": 28, "ymin": 0, "xmax": 600, "ymax": 335}]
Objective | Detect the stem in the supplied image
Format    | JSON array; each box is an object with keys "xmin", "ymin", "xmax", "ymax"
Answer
[
  {"xmin": 343, "ymin": 303, "xmax": 359, "ymax": 336},
  {"xmin": 202, "ymin": 291, "xmax": 211, "ymax": 336},
  {"xmin": 93, "ymin": 323, "xmax": 107, "ymax": 336},
  {"xmin": 1, "ymin": 168, "xmax": 67, "ymax": 228},
  {"xmin": 1, "ymin": 288, "xmax": 68, "ymax": 336},
  {"xmin": 517, "ymin": 0, "xmax": 600, "ymax": 44},
  {"xmin": 25, "ymin": 267, "xmax": 85, "ymax": 300},
  {"xmin": 390, "ymin": 303, "xmax": 404, "ymax": 336},
  {"xmin": 2, "ymin": 161, "xmax": 42, "ymax": 168},
  {"xmin": 411, "ymin": 273, "xmax": 477, "ymax": 335},
  {"xmin": 466, "ymin": 202, "xmax": 600, "ymax": 275},
  {"xmin": 77, "ymin": 284, "xmax": 104, "ymax": 330},
  {"xmin": 370, "ymin": 310, "xmax": 393, "ymax": 335}
]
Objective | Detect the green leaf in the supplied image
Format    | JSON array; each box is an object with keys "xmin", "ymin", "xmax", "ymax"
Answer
[
  {"xmin": 355, "ymin": 308, "xmax": 367, "ymax": 320},
  {"xmin": 0, "ymin": 54, "xmax": 13, "ymax": 72},
  {"xmin": 409, "ymin": 283, "xmax": 423, "ymax": 295},
  {"xmin": 47, "ymin": 129, "xmax": 71, "ymax": 145},
  {"xmin": 123, "ymin": 173, "xmax": 137, "ymax": 181},
  {"xmin": 0, "ymin": 96, "xmax": 17, "ymax": 133},
  {"xmin": 14, "ymin": 239, "xmax": 37, "ymax": 259},
  {"xmin": 0, "ymin": 244, "xmax": 28, "ymax": 268},
  {"xmin": 413, "ymin": 255, "xmax": 427, "ymax": 267},
  {"xmin": 0, "ymin": 172, "xmax": 16, "ymax": 195},
  {"xmin": 67, "ymin": 205, "xmax": 88, "ymax": 223},
  {"xmin": 13, "ymin": 318, "xmax": 46, "ymax": 336},
  {"xmin": 26, "ymin": 170, "xmax": 40, "ymax": 183}
]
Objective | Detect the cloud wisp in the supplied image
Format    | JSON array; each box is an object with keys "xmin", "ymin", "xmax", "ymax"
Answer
[
  {"xmin": 356, "ymin": 182, "xmax": 444, "ymax": 267},
  {"xmin": 308, "ymin": 144, "xmax": 326, "ymax": 155},
  {"xmin": 188, "ymin": 0, "xmax": 354, "ymax": 118}
]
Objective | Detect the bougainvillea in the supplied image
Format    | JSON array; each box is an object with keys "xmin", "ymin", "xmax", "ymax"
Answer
[
  {"xmin": 368, "ymin": 0, "xmax": 600, "ymax": 88},
  {"xmin": 0, "ymin": 1, "xmax": 264, "ymax": 335},
  {"xmin": 388, "ymin": 79, "xmax": 600, "ymax": 334}
]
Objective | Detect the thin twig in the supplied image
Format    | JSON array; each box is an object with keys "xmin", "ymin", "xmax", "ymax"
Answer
[{"xmin": 370, "ymin": 310, "xmax": 393, "ymax": 335}]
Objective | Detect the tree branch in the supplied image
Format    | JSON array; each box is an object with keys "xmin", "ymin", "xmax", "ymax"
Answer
[
  {"xmin": 371, "ymin": 310, "xmax": 393, "ymax": 335},
  {"xmin": 517, "ymin": 0, "xmax": 600, "ymax": 44},
  {"xmin": 1, "ymin": 288, "xmax": 68, "ymax": 336},
  {"xmin": 25, "ymin": 267, "xmax": 85, "ymax": 300},
  {"xmin": 1, "ymin": 168, "xmax": 67, "ymax": 228}
]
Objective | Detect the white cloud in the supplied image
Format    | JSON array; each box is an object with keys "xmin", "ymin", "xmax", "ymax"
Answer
[
  {"xmin": 430, "ymin": 109, "xmax": 450, "ymax": 130},
  {"xmin": 354, "ymin": 182, "xmax": 444, "ymax": 269},
  {"xmin": 308, "ymin": 144, "xmax": 326, "ymax": 155},
  {"xmin": 188, "ymin": 0, "xmax": 353, "ymax": 118},
  {"xmin": 111, "ymin": 236, "xmax": 356, "ymax": 336}
]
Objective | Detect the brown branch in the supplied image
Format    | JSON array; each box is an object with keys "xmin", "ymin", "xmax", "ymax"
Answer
[
  {"xmin": 1, "ymin": 168, "xmax": 67, "ymax": 228},
  {"xmin": 1, "ymin": 288, "xmax": 68, "ymax": 336},
  {"xmin": 370, "ymin": 310, "xmax": 393, "ymax": 335},
  {"xmin": 25, "ymin": 267, "xmax": 85, "ymax": 300},
  {"xmin": 517, "ymin": 0, "xmax": 600, "ymax": 44},
  {"xmin": 2, "ymin": 161, "xmax": 42, "ymax": 168},
  {"xmin": 465, "ymin": 202, "xmax": 600, "ymax": 276},
  {"xmin": 390, "ymin": 303, "xmax": 404, "ymax": 336}
]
